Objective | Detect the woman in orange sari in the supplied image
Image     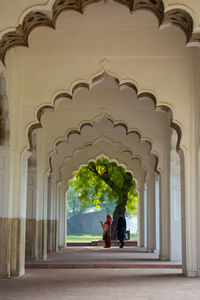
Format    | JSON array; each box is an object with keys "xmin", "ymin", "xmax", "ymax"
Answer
[{"xmin": 100, "ymin": 215, "xmax": 112, "ymax": 248}]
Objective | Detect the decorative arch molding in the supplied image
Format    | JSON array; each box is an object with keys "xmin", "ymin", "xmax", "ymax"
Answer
[
  {"xmin": 57, "ymin": 136, "xmax": 149, "ymax": 177},
  {"xmin": 60, "ymin": 136, "xmax": 145, "ymax": 172},
  {"xmin": 60, "ymin": 139, "xmax": 147, "ymax": 191},
  {"xmin": 49, "ymin": 115, "xmax": 155, "ymax": 175},
  {"xmin": 27, "ymin": 71, "xmax": 181, "ymax": 155},
  {"xmin": 50, "ymin": 114, "xmax": 152, "ymax": 157},
  {"xmin": 63, "ymin": 155, "xmax": 138, "ymax": 192},
  {"xmin": 0, "ymin": 0, "xmax": 200, "ymax": 65}
]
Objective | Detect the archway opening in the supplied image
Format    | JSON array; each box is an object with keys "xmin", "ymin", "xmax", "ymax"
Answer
[
  {"xmin": 24, "ymin": 71, "xmax": 183, "ymax": 273},
  {"xmin": 66, "ymin": 156, "xmax": 138, "ymax": 245}
]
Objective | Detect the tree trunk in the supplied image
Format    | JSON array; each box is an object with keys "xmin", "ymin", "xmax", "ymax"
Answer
[{"xmin": 111, "ymin": 200, "xmax": 126, "ymax": 239}]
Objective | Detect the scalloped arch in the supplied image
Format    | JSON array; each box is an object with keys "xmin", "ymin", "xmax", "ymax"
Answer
[
  {"xmin": 49, "ymin": 116, "xmax": 155, "ymax": 175},
  {"xmin": 60, "ymin": 137, "xmax": 144, "ymax": 172},
  {"xmin": 64, "ymin": 154, "xmax": 137, "ymax": 191},
  {"xmin": 56, "ymin": 136, "xmax": 150, "ymax": 175},
  {"xmin": 61, "ymin": 144, "xmax": 146, "ymax": 191},
  {"xmin": 50, "ymin": 114, "xmax": 152, "ymax": 156},
  {"xmin": 0, "ymin": 0, "xmax": 200, "ymax": 65},
  {"xmin": 28, "ymin": 71, "xmax": 182, "ymax": 158}
]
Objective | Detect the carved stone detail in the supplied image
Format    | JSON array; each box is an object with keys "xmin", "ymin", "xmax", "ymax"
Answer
[
  {"xmin": 0, "ymin": 30, "xmax": 26, "ymax": 64},
  {"xmin": 113, "ymin": 0, "xmax": 164, "ymax": 24},
  {"xmin": 163, "ymin": 9, "xmax": 193, "ymax": 42},
  {"xmin": 0, "ymin": 0, "xmax": 199, "ymax": 65},
  {"xmin": 22, "ymin": 11, "xmax": 53, "ymax": 39},
  {"xmin": 0, "ymin": 11, "xmax": 52, "ymax": 64},
  {"xmin": 52, "ymin": 0, "xmax": 102, "ymax": 24},
  {"xmin": 133, "ymin": 0, "xmax": 164, "ymax": 25},
  {"xmin": 27, "ymin": 72, "xmax": 181, "ymax": 154},
  {"xmin": 189, "ymin": 32, "xmax": 200, "ymax": 45}
]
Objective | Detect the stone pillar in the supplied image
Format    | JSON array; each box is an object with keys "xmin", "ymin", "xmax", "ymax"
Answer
[
  {"xmin": 55, "ymin": 181, "xmax": 60, "ymax": 251},
  {"xmin": 146, "ymin": 157, "xmax": 156, "ymax": 253},
  {"xmin": 26, "ymin": 165, "xmax": 37, "ymax": 260},
  {"xmin": 170, "ymin": 148, "xmax": 182, "ymax": 262},
  {"xmin": 155, "ymin": 174, "xmax": 160, "ymax": 252},
  {"xmin": 49, "ymin": 172, "xmax": 57, "ymax": 252},
  {"xmin": 43, "ymin": 171, "xmax": 49, "ymax": 260},
  {"xmin": 182, "ymin": 148, "xmax": 199, "ymax": 277},
  {"xmin": 35, "ymin": 132, "xmax": 48, "ymax": 260},
  {"xmin": 179, "ymin": 149, "xmax": 186, "ymax": 274},
  {"xmin": 138, "ymin": 183, "xmax": 145, "ymax": 247},
  {"xmin": 144, "ymin": 183, "xmax": 147, "ymax": 248},
  {"xmin": 159, "ymin": 149, "xmax": 171, "ymax": 261},
  {"xmin": 197, "ymin": 146, "xmax": 200, "ymax": 277},
  {"xmin": 47, "ymin": 174, "xmax": 52, "ymax": 252},
  {"xmin": 179, "ymin": 48, "xmax": 200, "ymax": 277},
  {"xmin": 0, "ymin": 146, "xmax": 11, "ymax": 277},
  {"xmin": 10, "ymin": 149, "xmax": 31, "ymax": 276},
  {"xmin": 196, "ymin": 49, "xmax": 200, "ymax": 278},
  {"xmin": 58, "ymin": 182, "xmax": 66, "ymax": 248}
]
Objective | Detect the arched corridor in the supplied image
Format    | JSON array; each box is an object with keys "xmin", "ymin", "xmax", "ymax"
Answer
[{"xmin": 1, "ymin": 2, "xmax": 200, "ymax": 295}]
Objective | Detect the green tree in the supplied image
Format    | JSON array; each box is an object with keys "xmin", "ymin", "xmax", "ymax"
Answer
[
  {"xmin": 67, "ymin": 184, "xmax": 86, "ymax": 218},
  {"xmin": 68, "ymin": 157, "xmax": 138, "ymax": 238}
]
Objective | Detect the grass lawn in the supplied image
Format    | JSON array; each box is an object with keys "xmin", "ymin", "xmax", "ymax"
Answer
[
  {"xmin": 66, "ymin": 233, "xmax": 138, "ymax": 242},
  {"xmin": 66, "ymin": 235, "xmax": 102, "ymax": 242}
]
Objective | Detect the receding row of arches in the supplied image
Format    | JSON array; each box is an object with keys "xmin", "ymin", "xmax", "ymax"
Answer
[
  {"xmin": 24, "ymin": 72, "xmax": 183, "ymax": 272},
  {"xmin": 0, "ymin": 0, "xmax": 200, "ymax": 280}
]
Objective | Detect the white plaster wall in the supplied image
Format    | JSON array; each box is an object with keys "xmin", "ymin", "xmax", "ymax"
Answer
[{"xmin": 3, "ymin": 6, "xmax": 195, "ymax": 157}]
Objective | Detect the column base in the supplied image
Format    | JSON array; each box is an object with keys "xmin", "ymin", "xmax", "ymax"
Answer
[
  {"xmin": 159, "ymin": 255, "xmax": 169, "ymax": 261},
  {"xmin": 0, "ymin": 274, "xmax": 10, "ymax": 278},
  {"xmin": 183, "ymin": 269, "xmax": 197, "ymax": 277},
  {"xmin": 10, "ymin": 218, "xmax": 26, "ymax": 277},
  {"xmin": 147, "ymin": 249, "xmax": 154, "ymax": 253},
  {"xmin": 0, "ymin": 217, "xmax": 11, "ymax": 277},
  {"xmin": 10, "ymin": 270, "xmax": 25, "ymax": 277},
  {"xmin": 47, "ymin": 219, "xmax": 57, "ymax": 252},
  {"xmin": 154, "ymin": 249, "xmax": 159, "ymax": 254}
]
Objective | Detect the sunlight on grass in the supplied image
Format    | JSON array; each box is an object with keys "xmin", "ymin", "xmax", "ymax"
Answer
[
  {"xmin": 66, "ymin": 233, "xmax": 138, "ymax": 242},
  {"xmin": 66, "ymin": 235, "xmax": 102, "ymax": 242}
]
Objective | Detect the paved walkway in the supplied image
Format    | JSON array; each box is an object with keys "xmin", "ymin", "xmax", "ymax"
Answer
[
  {"xmin": 1, "ymin": 247, "xmax": 199, "ymax": 300},
  {"xmin": 26, "ymin": 247, "xmax": 182, "ymax": 269},
  {"xmin": 1, "ymin": 269, "xmax": 200, "ymax": 300}
]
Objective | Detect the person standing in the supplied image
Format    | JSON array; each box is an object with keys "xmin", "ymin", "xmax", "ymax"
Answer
[
  {"xmin": 117, "ymin": 212, "xmax": 126, "ymax": 248},
  {"xmin": 100, "ymin": 214, "xmax": 112, "ymax": 248}
]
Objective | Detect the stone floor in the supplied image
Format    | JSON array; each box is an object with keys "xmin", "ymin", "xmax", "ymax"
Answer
[
  {"xmin": 1, "ymin": 247, "xmax": 197, "ymax": 300},
  {"xmin": 1, "ymin": 269, "xmax": 200, "ymax": 300},
  {"xmin": 26, "ymin": 246, "xmax": 181, "ymax": 268}
]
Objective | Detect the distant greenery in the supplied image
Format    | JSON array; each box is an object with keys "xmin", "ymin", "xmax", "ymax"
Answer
[
  {"xmin": 66, "ymin": 235, "xmax": 102, "ymax": 242},
  {"xmin": 68, "ymin": 157, "xmax": 138, "ymax": 213},
  {"xmin": 67, "ymin": 157, "xmax": 138, "ymax": 238},
  {"xmin": 67, "ymin": 185, "xmax": 116, "ymax": 219},
  {"xmin": 66, "ymin": 233, "xmax": 138, "ymax": 243}
]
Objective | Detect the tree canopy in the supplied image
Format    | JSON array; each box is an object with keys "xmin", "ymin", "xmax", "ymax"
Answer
[{"xmin": 67, "ymin": 157, "xmax": 138, "ymax": 214}]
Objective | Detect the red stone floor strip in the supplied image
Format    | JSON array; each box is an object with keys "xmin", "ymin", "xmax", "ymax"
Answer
[{"xmin": 26, "ymin": 263, "xmax": 182, "ymax": 269}]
